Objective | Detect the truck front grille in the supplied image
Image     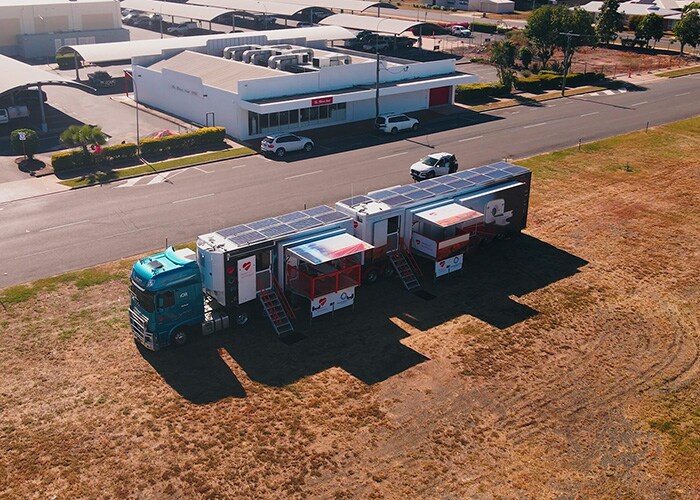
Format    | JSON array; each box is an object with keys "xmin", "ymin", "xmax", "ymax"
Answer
[{"xmin": 129, "ymin": 307, "xmax": 155, "ymax": 350}]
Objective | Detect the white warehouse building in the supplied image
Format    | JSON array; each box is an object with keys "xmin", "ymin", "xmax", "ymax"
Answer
[{"xmin": 133, "ymin": 43, "xmax": 477, "ymax": 140}]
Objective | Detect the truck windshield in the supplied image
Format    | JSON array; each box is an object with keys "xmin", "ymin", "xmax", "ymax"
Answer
[{"xmin": 130, "ymin": 283, "xmax": 155, "ymax": 312}]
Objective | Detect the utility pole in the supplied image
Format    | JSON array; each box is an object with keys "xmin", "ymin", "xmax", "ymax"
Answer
[
  {"xmin": 559, "ymin": 31, "xmax": 583, "ymax": 96},
  {"xmin": 375, "ymin": 33, "xmax": 380, "ymax": 119}
]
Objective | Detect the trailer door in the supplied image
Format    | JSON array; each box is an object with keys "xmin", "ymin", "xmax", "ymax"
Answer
[{"xmin": 237, "ymin": 255, "xmax": 257, "ymax": 303}]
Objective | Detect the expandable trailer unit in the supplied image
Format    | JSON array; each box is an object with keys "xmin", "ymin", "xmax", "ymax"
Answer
[
  {"xmin": 335, "ymin": 161, "xmax": 531, "ymax": 285},
  {"xmin": 129, "ymin": 162, "xmax": 531, "ymax": 350}
]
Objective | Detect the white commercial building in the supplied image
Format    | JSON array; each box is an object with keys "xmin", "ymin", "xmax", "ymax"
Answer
[
  {"xmin": 133, "ymin": 40, "xmax": 477, "ymax": 140},
  {"xmin": 0, "ymin": 0, "xmax": 128, "ymax": 59}
]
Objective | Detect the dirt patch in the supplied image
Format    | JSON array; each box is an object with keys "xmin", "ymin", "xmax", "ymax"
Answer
[{"xmin": 1, "ymin": 118, "xmax": 699, "ymax": 497}]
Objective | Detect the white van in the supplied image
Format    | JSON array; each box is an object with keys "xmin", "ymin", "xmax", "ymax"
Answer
[{"xmin": 374, "ymin": 113, "xmax": 419, "ymax": 134}]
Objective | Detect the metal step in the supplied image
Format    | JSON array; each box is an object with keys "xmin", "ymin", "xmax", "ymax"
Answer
[
  {"xmin": 389, "ymin": 251, "xmax": 420, "ymax": 291},
  {"xmin": 258, "ymin": 289, "xmax": 294, "ymax": 337}
]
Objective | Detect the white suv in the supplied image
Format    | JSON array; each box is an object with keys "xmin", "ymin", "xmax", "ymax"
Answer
[
  {"xmin": 410, "ymin": 152, "xmax": 459, "ymax": 181},
  {"xmin": 261, "ymin": 133, "xmax": 314, "ymax": 158},
  {"xmin": 375, "ymin": 113, "xmax": 419, "ymax": 134}
]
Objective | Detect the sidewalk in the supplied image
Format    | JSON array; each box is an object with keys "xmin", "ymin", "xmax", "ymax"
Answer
[{"xmin": 0, "ymin": 175, "xmax": 70, "ymax": 204}]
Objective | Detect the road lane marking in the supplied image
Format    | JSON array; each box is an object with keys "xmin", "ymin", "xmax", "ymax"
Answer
[
  {"xmin": 580, "ymin": 111, "xmax": 599, "ymax": 117},
  {"xmin": 115, "ymin": 178, "xmax": 140, "ymax": 188},
  {"xmin": 194, "ymin": 166, "xmax": 213, "ymax": 174},
  {"xmin": 603, "ymin": 89, "xmax": 615, "ymax": 95},
  {"xmin": 619, "ymin": 88, "xmax": 628, "ymax": 93},
  {"xmin": 675, "ymin": 92, "xmax": 691, "ymax": 97},
  {"xmin": 147, "ymin": 171, "xmax": 177, "ymax": 185},
  {"xmin": 631, "ymin": 101, "xmax": 648, "ymax": 106},
  {"xmin": 511, "ymin": 111, "xmax": 520, "ymax": 114},
  {"xmin": 231, "ymin": 164, "xmax": 247, "ymax": 169},
  {"xmin": 40, "ymin": 220, "xmax": 90, "ymax": 232},
  {"xmin": 523, "ymin": 122, "xmax": 548, "ymax": 129},
  {"xmin": 172, "ymin": 193, "xmax": 215, "ymax": 204},
  {"xmin": 285, "ymin": 170, "xmax": 323, "ymax": 180},
  {"xmin": 459, "ymin": 135, "xmax": 483, "ymax": 142},
  {"xmin": 377, "ymin": 152, "xmax": 408, "ymax": 160}
]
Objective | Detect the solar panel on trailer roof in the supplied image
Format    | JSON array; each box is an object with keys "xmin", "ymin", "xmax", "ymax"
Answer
[
  {"xmin": 289, "ymin": 217, "xmax": 323, "ymax": 231},
  {"xmin": 426, "ymin": 184, "xmax": 455, "ymax": 195},
  {"xmin": 414, "ymin": 179, "xmax": 440, "ymax": 188},
  {"xmin": 218, "ymin": 225, "xmax": 251, "ymax": 238},
  {"xmin": 465, "ymin": 174, "xmax": 493, "ymax": 184},
  {"xmin": 247, "ymin": 218, "xmax": 280, "ymax": 230},
  {"xmin": 276, "ymin": 211, "xmax": 308, "ymax": 223},
  {"xmin": 315, "ymin": 211, "xmax": 348, "ymax": 224},
  {"xmin": 368, "ymin": 189, "xmax": 397, "ymax": 201},
  {"xmin": 383, "ymin": 194, "xmax": 413, "ymax": 207},
  {"xmin": 502, "ymin": 165, "xmax": 530, "ymax": 175},
  {"xmin": 338, "ymin": 195, "xmax": 372, "ymax": 207},
  {"xmin": 445, "ymin": 179, "xmax": 475, "ymax": 190},
  {"xmin": 486, "ymin": 169, "xmax": 512, "ymax": 180},
  {"xmin": 472, "ymin": 166, "xmax": 497, "ymax": 174},
  {"xmin": 259, "ymin": 224, "xmax": 295, "ymax": 238},
  {"xmin": 453, "ymin": 171, "xmax": 479, "ymax": 180},
  {"xmin": 405, "ymin": 190, "xmax": 433, "ymax": 202},
  {"xmin": 303, "ymin": 205, "xmax": 335, "ymax": 217},
  {"xmin": 391, "ymin": 185, "xmax": 421, "ymax": 195}
]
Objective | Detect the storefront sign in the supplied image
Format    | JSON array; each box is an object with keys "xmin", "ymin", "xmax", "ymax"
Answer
[
  {"xmin": 334, "ymin": 287, "xmax": 355, "ymax": 311},
  {"xmin": 310, "ymin": 286, "xmax": 356, "ymax": 318},
  {"xmin": 435, "ymin": 254, "xmax": 463, "ymax": 277},
  {"xmin": 311, "ymin": 96, "xmax": 333, "ymax": 106}
]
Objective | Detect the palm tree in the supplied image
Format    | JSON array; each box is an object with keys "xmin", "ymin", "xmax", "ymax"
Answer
[{"xmin": 59, "ymin": 124, "xmax": 107, "ymax": 154}]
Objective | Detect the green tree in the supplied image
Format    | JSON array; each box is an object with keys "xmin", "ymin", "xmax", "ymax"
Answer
[
  {"xmin": 11, "ymin": 129, "xmax": 39, "ymax": 159},
  {"xmin": 490, "ymin": 41, "xmax": 517, "ymax": 91},
  {"xmin": 558, "ymin": 7, "xmax": 596, "ymax": 74},
  {"xmin": 525, "ymin": 5, "xmax": 562, "ymax": 68},
  {"xmin": 596, "ymin": 0, "xmax": 624, "ymax": 44},
  {"xmin": 673, "ymin": 9, "xmax": 700, "ymax": 55},
  {"xmin": 519, "ymin": 46, "xmax": 534, "ymax": 68},
  {"xmin": 628, "ymin": 15, "xmax": 644, "ymax": 32},
  {"xmin": 636, "ymin": 13, "xmax": 665, "ymax": 48},
  {"xmin": 59, "ymin": 124, "xmax": 107, "ymax": 154}
]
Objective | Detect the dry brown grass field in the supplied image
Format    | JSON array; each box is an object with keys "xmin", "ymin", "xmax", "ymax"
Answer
[{"xmin": 1, "ymin": 117, "xmax": 699, "ymax": 498}]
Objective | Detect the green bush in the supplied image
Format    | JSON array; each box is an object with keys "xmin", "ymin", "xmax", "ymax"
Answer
[
  {"xmin": 455, "ymin": 83, "xmax": 508, "ymax": 102},
  {"xmin": 11, "ymin": 129, "xmax": 39, "ymax": 159},
  {"xmin": 139, "ymin": 127, "xmax": 226, "ymax": 158},
  {"xmin": 101, "ymin": 143, "xmax": 138, "ymax": 162},
  {"xmin": 514, "ymin": 75, "xmax": 544, "ymax": 92},
  {"xmin": 514, "ymin": 72, "xmax": 605, "ymax": 92},
  {"xmin": 51, "ymin": 150, "xmax": 93, "ymax": 172},
  {"xmin": 470, "ymin": 22, "xmax": 498, "ymax": 34},
  {"xmin": 56, "ymin": 53, "xmax": 81, "ymax": 69}
]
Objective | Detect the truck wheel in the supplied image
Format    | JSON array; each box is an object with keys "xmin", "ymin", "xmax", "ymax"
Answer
[
  {"xmin": 234, "ymin": 311, "xmax": 248, "ymax": 327},
  {"xmin": 364, "ymin": 269, "xmax": 379, "ymax": 285},
  {"xmin": 172, "ymin": 328, "xmax": 189, "ymax": 347},
  {"xmin": 276, "ymin": 148, "xmax": 286, "ymax": 158},
  {"xmin": 382, "ymin": 264, "xmax": 395, "ymax": 278}
]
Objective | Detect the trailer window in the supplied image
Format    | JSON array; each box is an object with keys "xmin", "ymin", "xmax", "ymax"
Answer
[{"xmin": 130, "ymin": 283, "xmax": 155, "ymax": 312}]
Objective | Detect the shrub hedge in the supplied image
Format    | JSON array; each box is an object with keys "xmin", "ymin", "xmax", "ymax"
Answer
[
  {"xmin": 139, "ymin": 127, "xmax": 226, "ymax": 158},
  {"xmin": 470, "ymin": 22, "xmax": 498, "ymax": 34},
  {"xmin": 455, "ymin": 83, "xmax": 508, "ymax": 102},
  {"xmin": 514, "ymin": 72, "xmax": 605, "ymax": 92},
  {"xmin": 51, "ymin": 127, "xmax": 227, "ymax": 172}
]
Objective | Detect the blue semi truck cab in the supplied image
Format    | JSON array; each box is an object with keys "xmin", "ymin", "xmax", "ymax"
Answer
[{"xmin": 129, "ymin": 247, "xmax": 236, "ymax": 350}]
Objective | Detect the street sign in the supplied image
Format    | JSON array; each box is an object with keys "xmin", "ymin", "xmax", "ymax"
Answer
[{"xmin": 18, "ymin": 132, "xmax": 26, "ymax": 141}]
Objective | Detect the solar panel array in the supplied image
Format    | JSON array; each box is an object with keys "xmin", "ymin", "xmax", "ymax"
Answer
[
  {"xmin": 337, "ymin": 162, "xmax": 530, "ymax": 210},
  {"xmin": 216, "ymin": 205, "xmax": 350, "ymax": 248}
]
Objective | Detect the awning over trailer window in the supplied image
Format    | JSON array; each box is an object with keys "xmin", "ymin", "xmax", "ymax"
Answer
[
  {"xmin": 288, "ymin": 233, "xmax": 374, "ymax": 265},
  {"xmin": 415, "ymin": 204, "xmax": 484, "ymax": 228}
]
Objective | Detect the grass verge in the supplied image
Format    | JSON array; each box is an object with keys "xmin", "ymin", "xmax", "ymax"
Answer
[
  {"xmin": 59, "ymin": 146, "xmax": 256, "ymax": 188},
  {"xmin": 656, "ymin": 66, "xmax": 700, "ymax": 78},
  {"xmin": 470, "ymin": 86, "xmax": 606, "ymax": 112}
]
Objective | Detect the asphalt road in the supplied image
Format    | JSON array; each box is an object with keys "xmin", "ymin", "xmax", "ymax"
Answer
[{"xmin": 1, "ymin": 75, "xmax": 699, "ymax": 287}]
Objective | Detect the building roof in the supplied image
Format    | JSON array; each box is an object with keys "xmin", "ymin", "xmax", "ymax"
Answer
[
  {"xmin": 582, "ymin": 0, "xmax": 678, "ymax": 15},
  {"xmin": 277, "ymin": 0, "xmax": 395, "ymax": 12},
  {"xmin": 121, "ymin": 0, "xmax": 231, "ymax": 22},
  {"xmin": 320, "ymin": 13, "xmax": 433, "ymax": 35},
  {"xmin": 147, "ymin": 51, "xmax": 285, "ymax": 93},
  {"xmin": 188, "ymin": 0, "xmax": 315, "ymax": 17},
  {"xmin": 57, "ymin": 26, "xmax": 356, "ymax": 63},
  {"xmin": 0, "ymin": 54, "xmax": 89, "ymax": 97}
]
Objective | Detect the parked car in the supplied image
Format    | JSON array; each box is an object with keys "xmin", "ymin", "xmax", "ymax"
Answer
[
  {"xmin": 362, "ymin": 40, "xmax": 390, "ymax": 52},
  {"xmin": 88, "ymin": 71, "xmax": 116, "ymax": 88},
  {"xmin": 410, "ymin": 152, "xmax": 459, "ymax": 181},
  {"xmin": 451, "ymin": 26, "xmax": 472, "ymax": 38},
  {"xmin": 261, "ymin": 133, "xmax": 314, "ymax": 158},
  {"xmin": 296, "ymin": 21, "xmax": 314, "ymax": 28},
  {"xmin": 375, "ymin": 113, "xmax": 419, "ymax": 134},
  {"xmin": 167, "ymin": 21, "xmax": 198, "ymax": 35}
]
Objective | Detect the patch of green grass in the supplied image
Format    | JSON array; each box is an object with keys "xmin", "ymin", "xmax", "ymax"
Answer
[
  {"xmin": 0, "ymin": 268, "xmax": 123, "ymax": 305},
  {"xmin": 656, "ymin": 66, "xmax": 700, "ymax": 78},
  {"xmin": 58, "ymin": 328, "xmax": 77, "ymax": 342},
  {"xmin": 471, "ymin": 86, "xmax": 606, "ymax": 112},
  {"xmin": 59, "ymin": 147, "xmax": 256, "ymax": 188}
]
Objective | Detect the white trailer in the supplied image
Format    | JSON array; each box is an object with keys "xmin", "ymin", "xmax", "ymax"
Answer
[{"xmin": 335, "ymin": 162, "xmax": 531, "ymax": 288}]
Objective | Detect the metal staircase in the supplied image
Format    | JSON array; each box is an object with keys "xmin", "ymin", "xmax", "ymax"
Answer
[
  {"xmin": 389, "ymin": 251, "xmax": 421, "ymax": 291},
  {"xmin": 258, "ymin": 288, "xmax": 294, "ymax": 337}
]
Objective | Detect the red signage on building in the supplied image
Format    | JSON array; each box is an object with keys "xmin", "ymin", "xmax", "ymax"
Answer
[{"xmin": 311, "ymin": 96, "xmax": 333, "ymax": 106}]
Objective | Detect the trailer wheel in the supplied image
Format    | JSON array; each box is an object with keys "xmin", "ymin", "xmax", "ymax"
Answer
[
  {"xmin": 364, "ymin": 268, "xmax": 379, "ymax": 285},
  {"xmin": 172, "ymin": 327, "xmax": 189, "ymax": 347},
  {"xmin": 382, "ymin": 264, "xmax": 394, "ymax": 278},
  {"xmin": 234, "ymin": 311, "xmax": 249, "ymax": 327}
]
